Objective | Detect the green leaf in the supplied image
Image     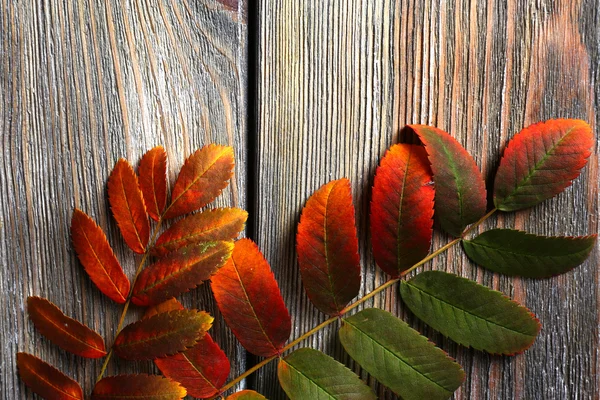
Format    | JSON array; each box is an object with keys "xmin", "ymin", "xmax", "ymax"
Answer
[
  {"xmin": 400, "ymin": 271, "xmax": 541, "ymax": 355},
  {"xmin": 277, "ymin": 348, "xmax": 376, "ymax": 400},
  {"xmin": 226, "ymin": 390, "xmax": 268, "ymax": 399},
  {"xmin": 463, "ymin": 229, "xmax": 596, "ymax": 278},
  {"xmin": 339, "ymin": 308, "xmax": 464, "ymax": 400}
]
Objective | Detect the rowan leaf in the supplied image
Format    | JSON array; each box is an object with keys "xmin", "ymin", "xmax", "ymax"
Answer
[
  {"xmin": 407, "ymin": 125, "xmax": 487, "ymax": 237},
  {"xmin": 463, "ymin": 229, "xmax": 597, "ymax": 278},
  {"xmin": 70, "ymin": 209, "xmax": 129, "ymax": 304},
  {"xmin": 17, "ymin": 353, "xmax": 83, "ymax": 400},
  {"xmin": 278, "ymin": 348, "xmax": 376, "ymax": 400},
  {"xmin": 143, "ymin": 298, "xmax": 185, "ymax": 319},
  {"xmin": 226, "ymin": 390, "xmax": 268, "ymax": 399},
  {"xmin": 139, "ymin": 146, "xmax": 168, "ymax": 221},
  {"xmin": 152, "ymin": 208, "xmax": 247, "ymax": 257},
  {"xmin": 211, "ymin": 238, "xmax": 291, "ymax": 357},
  {"xmin": 400, "ymin": 271, "xmax": 541, "ymax": 355},
  {"xmin": 27, "ymin": 297, "xmax": 106, "ymax": 358},
  {"xmin": 113, "ymin": 309, "xmax": 213, "ymax": 360},
  {"xmin": 164, "ymin": 144, "xmax": 234, "ymax": 219},
  {"xmin": 494, "ymin": 119, "xmax": 593, "ymax": 211},
  {"xmin": 296, "ymin": 178, "xmax": 361, "ymax": 315},
  {"xmin": 339, "ymin": 308, "xmax": 464, "ymax": 400},
  {"xmin": 370, "ymin": 144, "xmax": 434, "ymax": 276},
  {"xmin": 108, "ymin": 158, "xmax": 150, "ymax": 253},
  {"xmin": 132, "ymin": 241, "xmax": 233, "ymax": 306},
  {"xmin": 92, "ymin": 374, "xmax": 186, "ymax": 400}
]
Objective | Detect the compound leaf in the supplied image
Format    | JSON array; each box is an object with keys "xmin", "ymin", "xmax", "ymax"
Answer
[
  {"xmin": 92, "ymin": 375, "xmax": 186, "ymax": 400},
  {"xmin": 226, "ymin": 390, "xmax": 268, "ymax": 399},
  {"xmin": 17, "ymin": 353, "xmax": 83, "ymax": 400},
  {"xmin": 139, "ymin": 146, "xmax": 168, "ymax": 221}
]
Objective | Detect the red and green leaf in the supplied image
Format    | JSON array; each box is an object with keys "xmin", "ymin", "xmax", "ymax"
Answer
[
  {"xmin": 400, "ymin": 271, "xmax": 541, "ymax": 355},
  {"xmin": 370, "ymin": 144, "xmax": 435, "ymax": 276},
  {"xmin": 27, "ymin": 297, "xmax": 106, "ymax": 358},
  {"xmin": 226, "ymin": 390, "xmax": 267, "ymax": 399},
  {"xmin": 296, "ymin": 178, "xmax": 361, "ymax": 315},
  {"xmin": 70, "ymin": 209, "xmax": 129, "ymax": 304},
  {"xmin": 132, "ymin": 241, "xmax": 233, "ymax": 306},
  {"xmin": 164, "ymin": 145, "xmax": 234, "ymax": 219},
  {"xmin": 17, "ymin": 353, "xmax": 83, "ymax": 400},
  {"xmin": 407, "ymin": 125, "xmax": 487, "ymax": 237},
  {"xmin": 107, "ymin": 159, "xmax": 150, "ymax": 253},
  {"xmin": 494, "ymin": 119, "xmax": 593, "ymax": 211},
  {"xmin": 139, "ymin": 146, "xmax": 168, "ymax": 221},
  {"xmin": 143, "ymin": 298, "xmax": 185, "ymax": 319},
  {"xmin": 211, "ymin": 238, "xmax": 291, "ymax": 357},
  {"xmin": 152, "ymin": 208, "xmax": 247, "ymax": 257},
  {"xmin": 92, "ymin": 375, "xmax": 186, "ymax": 400},
  {"xmin": 113, "ymin": 309, "xmax": 213, "ymax": 360}
]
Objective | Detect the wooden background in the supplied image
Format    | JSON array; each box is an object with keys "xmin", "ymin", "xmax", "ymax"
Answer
[{"xmin": 1, "ymin": 0, "xmax": 598, "ymax": 399}]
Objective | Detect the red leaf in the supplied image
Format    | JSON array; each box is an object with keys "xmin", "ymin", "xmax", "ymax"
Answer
[
  {"xmin": 407, "ymin": 125, "xmax": 487, "ymax": 237},
  {"xmin": 70, "ymin": 209, "xmax": 130, "ymax": 304},
  {"xmin": 27, "ymin": 297, "xmax": 106, "ymax": 358},
  {"xmin": 139, "ymin": 146, "xmax": 168, "ymax": 221},
  {"xmin": 113, "ymin": 310, "xmax": 213, "ymax": 360},
  {"xmin": 92, "ymin": 374, "xmax": 186, "ymax": 400},
  {"xmin": 17, "ymin": 353, "xmax": 83, "ymax": 400},
  {"xmin": 132, "ymin": 241, "xmax": 233, "ymax": 306},
  {"xmin": 108, "ymin": 159, "xmax": 150, "ymax": 253},
  {"xmin": 143, "ymin": 298, "xmax": 184, "ymax": 320},
  {"xmin": 370, "ymin": 144, "xmax": 434, "ymax": 276},
  {"xmin": 494, "ymin": 119, "xmax": 594, "ymax": 211},
  {"xmin": 211, "ymin": 238, "xmax": 291, "ymax": 357},
  {"xmin": 296, "ymin": 179, "xmax": 361, "ymax": 315},
  {"xmin": 164, "ymin": 145, "xmax": 235, "ymax": 219},
  {"xmin": 152, "ymin": 208, "xmax": 247, "ymax": 257}
]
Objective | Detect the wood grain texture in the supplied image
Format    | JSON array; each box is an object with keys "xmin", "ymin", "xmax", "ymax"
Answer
[
  {"xmin": 0, "ymin": 0, "xmax": 247, "ymax": 398},
  {"xmin": 255, "ymin": 0, "xmax": 599, "ymax": 399}
]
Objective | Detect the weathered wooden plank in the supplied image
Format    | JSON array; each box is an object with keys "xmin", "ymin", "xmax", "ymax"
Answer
[
  {"xmin": 255, "ymin": 0, "xmax": 599, "ymax": 399},
  {"xmin": 0, "ymin": 0, "xmax": 247, "ymax": 398}
]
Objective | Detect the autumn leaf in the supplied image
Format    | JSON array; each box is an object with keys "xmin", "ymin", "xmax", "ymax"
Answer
[
  {"xmin": 211, "ymin": 238, "xmax": 291, "ymax": 357},
  {"xmin": 27, "ymin": 297, "xmax": 106, "ymax": 358},
  {"xmin": 226, "ymin": 390, "xmax": 268, "ymax": 399},
  {"xmin": 152, "ymin": 208, "xmax": 247, "ymax": 257},
  {"xmin": 139, "ymin": 146, "xmax": 168, "ymax": 221},
  {"xmin": 296, "ymin": 178, "xmax": 361, "ymax": 315},
  {"xmin": 164, "ymin": 145, "xmax": 234, "ymax": 219},
  {"xmin": 108, "ymin": 158, "xmax": 150, "ymax": 253},
  {"xmin": 143, "ymin": 298, "xmax": 185, "ymax": 319},
  {"xmin": 17, "ymin": 353, "xmax": 83, "ymax": 400},
  {"xmin": 493, "ymin": 119, "xmax": 593, "ymax": 211},
  {"xmin": 113, "ymin": 309, "xmax": 213, "ymax": 360},
  {"xmin": 132, "ymin": 241, "xmax": 233, "ymax": 306},
  {"xmin": 406, "ymin": 125, "xmax": 487, "ymax": 237},
  {"xmin": 371, "ymin": 144, "xmax": 434, "ymax": 276},
  {"xmin": 92, "ymin": 374, "xmax": 186, "ymax": 400},
  {"xmin": 70, "ymin": 209, "xmax": 130, "ymax": 304}
]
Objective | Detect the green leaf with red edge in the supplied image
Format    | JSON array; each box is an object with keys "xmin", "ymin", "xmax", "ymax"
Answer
[
  {"xmin": 113, "ymin": 309, "xmax": 213, "ymax": 360},
  {"xmin": 226, "ymin": 390, "xmax": 268, "ymax": 399},
  {"xmin": 211, "ymin": 238, "xmax": 291, "ymax": 357},
  {"xmin": 152, "ymin": 208, "xmax": 247, "ymax": 257},
  {"xmin": 17, "ymin": 353, "xmax": 83, "ymax": 400},
  {"xmin": 400, "ymin": 271, "xmax": 541, "ymax": 355},
  {"xmin": 92, "ymin": 375, "xmax": 186, "ymax": 400},
  {"xmin": 462, "ymin": 229, "xmax": 597, "ymax": 278},
  {"xmin": 494, "ymin": 119, "xmax": 594, "ymax": 211},
  {"xmin": 143, "ymin": 298, "xmax": 185, "ymax": 319},
  {"xmin": 139, "ymin": 146, "xmax": 168, "ymax": 221},
  {"xmin": 164, "ymin": 144, "xmax": 234, "ymax": 219},
  {"xmin": 108, "ymin": 159, "xmax": 150, "ymax": 253},
  {"xmin": 339, "ymin": 308, "xmax": 465, "ymax": 400},
  {"xmin": 370, "ymin": 144, "xmax": 435, "ymax": 276},
  {"xmin": 132, "ymin": 241, "xmax": 233, "ymax": 306},
  {"xmin": 70, "ymin": 209, "xmax": 129, "ymax": 304},
  {"xmin": 296, "ymin": 178, "xmax": 361, "ymax": 315},
  {"xmin": 406, "ymin": 125, "xmax": 487, "ymax": 237},
  {"xmin": 27, "ymin": 297, "xmax": 106, "ymax": 358}
]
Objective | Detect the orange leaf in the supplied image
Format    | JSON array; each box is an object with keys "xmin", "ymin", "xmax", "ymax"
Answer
[
  {"xmin": 108, "ymin": 159, "xmax": 150, "ymax": 253},
  {"xmin": 211, "ymin": 238, "xmax": 291, "ymax": 357},
  {"xmin": 92, "ymin": 374, "xmax": 186, "ymax": 400},
  {"xmin": 27, "ymin": 297, "xmax": 106, "ymax": 358},
  {"xmin": 143, "ymin": 298, "xmax": 184, "ymax": 320},
  {"xmin": 139, "ymin": 146, "xmax": 168, "ymax": 221},
  {"xmin": 17, "ymin": 353, "xmax": 83, "ymax": 400},
  {"xmin": 70, "ymin": 209, "xmax": 129, "ymax": 304},
  {"xmin": 164, "ymin": 145, "xmax": 234, "ymax": 219}
]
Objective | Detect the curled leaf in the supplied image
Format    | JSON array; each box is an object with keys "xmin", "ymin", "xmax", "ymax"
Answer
[
  {"xmin": 17, "ymin": 352, "xmax": 83, "ymax": 400},
  {"xmin": 92, "ymin": 374, "xmax": 186, "ymax": 400},
  {"xmin": 139, "ymin": 146, "xmax": 168, "ymax": 221}
]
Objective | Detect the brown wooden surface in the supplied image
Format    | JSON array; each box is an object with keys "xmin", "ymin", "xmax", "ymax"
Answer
[{"xmin": 2, "ymin": 0, "xmax": 599, "ymax": 399}]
